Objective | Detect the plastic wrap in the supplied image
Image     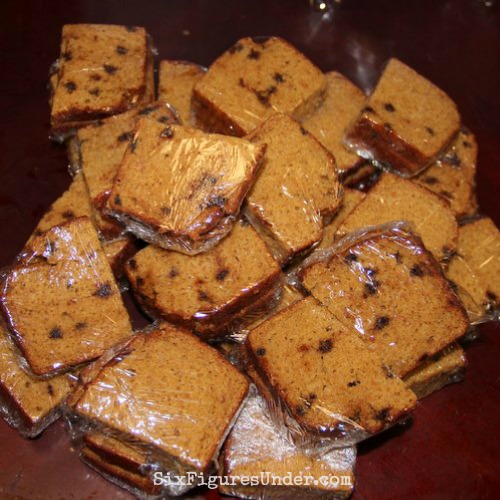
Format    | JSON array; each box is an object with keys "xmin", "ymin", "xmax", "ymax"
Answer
[
  {"xmin": 343, "ymin": 59, "xmax": 460, "ymax": 178},
  {"xmin": 192, "ymin": 36, "xmax": 327, "ymax": 136},
  {"xmin": 50, "ymin": 24, "xmax": 155, "ymax": 141},
  {"xmin": 295, "ymin": 223, "xmax": 469, "ymax": 378},
  {"xmin": 124, "ymin": 218, "xmax": 283, "ymax": 340},
  {"xmin": 245, "ymin": 294, "xmax": 417, "ymax": 449},
  {"xmin": 106, "ymin": 119, "xmax": 266, "ymax": 254},
  {"xmin": 336, "ymin": 172, "xmax": 458, "ymax": 261},
  {"xmin": 447, "ymin": 216, "xmax": 500, "ymax": 323},
  {"xmin": 66, "ymin": 323, "xmax": 249, "ymax": 497},
  {"xmin": 301, "ymin": 71, "xmax": 366, "ymax": 178},
  {"xmin": 243, "ymin": 113, "xmax": 343, "ymax": 266},
  {"xmin": 158, "ymin": 60, "xmax": 206, "ymax": 125},
  {"xmin": 219, "ymin": 387, "xmax": 356, "ymax": 499},
  {"xmin": 0, "ymin": 217, "xmax": 132, "ymax": 377},
  {"xmin": 0, "ymin": 323, "xmax": 78, "ymax": 437}
]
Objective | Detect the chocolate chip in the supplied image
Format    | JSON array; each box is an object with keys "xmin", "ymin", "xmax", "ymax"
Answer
[
  {"xmin": 486, "ymin": 291, "xmax": 498, "ymax": 301},
  {"xmin": 274, "ymin": 72, "xmax": 285, "ymax": 83},
  {"xmin": 139, "ymin": 106, "xmax": 156, "ymax": 116},
  {"xmin": 228, "ymin": 43, "xmax": 243, "ymax": 54},
  {"xmin": 64, "ymin": 81, "xmax": 77, "ymax": 93},
  {"xmin": 364, "ymin": 281, "xmax": 380, "ymax": 296},
  {"xmin": 308, "ymin": 393, "xmax": 317, "ymax": 401},
  {"xmin": 393, "ymin": 251, "xmax": 402, "ymax": 264},
  {"xmin": 349, "ymin": 409, "xmax": 362, "ymax": 423},
  {"xmin": 362, "ymin": 106, "xmax": 374, "ymax": 113},
  {"xmin": 116, "ymin": 45, "xmax": 128, "ymax": 55},
  {"xmin": 135, "ymin": 277, "xmax": 144, "ymax": 287},
  {"xmin": 375, "ymin": 316, "xmax": 390, "ymax": 330},
  {"xmin": 104, "ymin": 64, "xmax": 118, "ymax": 75},
  {"xmin": 318, "ymin": 339, "xmax": 333, "ymax": 353},
  {"xmin": 238, "ymin": 77, "xmax": 245, "ymax": 88},
  {"xmin": 375, "ymin": 408, "xmax": 391, "ymax": 422},
  {"xmin": 442, "ymin": 152, "xmax": 461, "ymax": 167},
  {"xmin": 75, "ymin": 322, "xmax": 87, "ymax": 330},
  {"xmin": 114, "ymin": 195, "xmax": 122, "ymax": 206},
  {"xmin": 382, "ymin": 365, "xmax": 395, "ymax": 378},
  {"xmin": 410, "ymin": 264, "xmax": 424, "ymax": 277},
  {"xmin": 216, "ymin": 269, "xmax": 229, "ymax": 281},
  {"xmin": 168, "ymin": 268, "xmax": 179, "ymax": 278},
  {"xmin": 89, "ymin": 88, "xmax": 100, "ymax": 96},
  {"xmin": 49, "ymin": 327, "xmax": 62, "ymax": 339},
  {"xmin": 422, "ymin": 176, "xmax": 439, "ymax": 185},
  {"xmin": 128, "ymin": 259, "xmax": 137, "ymax": 271},
  {"xmin": 248, "ymin": 49, "xmax": 261, "ymax": 59},
  {"xmin": 158, "ymin": 115, "xmax": 173, "ymax": 124},
  {"xmin": 62, "ymin": 50, "xmax": 72, "ymax": 61},
  {"xmin": 345, "ymin": 253, "xmax": 358, "ymax": 263},
  {"xmin": 384, "ymin": 103, "xmax": 395, "ymax": 112},
  {"xmin": 462, "ymin": 141, "xmax": 471, "ymax": 148},
  {"xmin": 348, "ymin": 380, "xmax": 360, "ymax": 387},
  {"xmin": 94, "ymin": 283, "xmax": 113, "ymax": 298},
  {"xmin": 117, "ymin": 132, "xmax": 133, "ymax": 142},
  {"xmin": 62, "ymin": 210, "xmax": 74, "ymax": 219},
  {"xmin": 384, "ymin": 123, "xmax": 393, "ymax": 131},
  {"xmin": 198, "ymin": 291, "xmax": 211, "ymax": 302},
  {"xmin": 90, "ymin": 74, "xmax": 102, "ymax": 81},
  {"xmin": 160, "ymin": 127, "xmax": 174, "ymax": 139},
  {"xmin": 426, "ymin": 126, "xmax": 435, "ymax": 136},
  {"xmin": 300, "ymin": 126, "xmax": 308, "ymax": 135},
  {"xmin": 256, "ymin": 347, "xmax": 266, "ymax": 356},
  {"xmin": 47, "ymin": 384, "xmax": 54, "ymax": 396},
  {"xmin": 255, "ymin": 86, "xmax": 276, "ymax": 107},
  {"xmin": 295, "ymin": 406, "xmax": 306, "ymax": 417},
  {"xmin": 25, "ymin": 381, "xmax": 30, "ymax": 388}
]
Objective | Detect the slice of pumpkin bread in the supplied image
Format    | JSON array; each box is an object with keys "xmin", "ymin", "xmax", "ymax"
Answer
[
  {"xmin": 71, "ymin": 324, "xmax": 249, "ymax": 484},
  {"xmin": 193, "ymin": 37, "xmax": 326, "ymax": 135},
  {"xmin": 0, "ymin": 325, "xmax": 78, "ymax": 437},
  {"xmin": 220, "ymin": 390, "xmax": 356, "ymax": 499},
  {"xmin": 415, "ymin": 129, "xmax": 478, "ymax": 217},
  {"xmin": 244, "ymin": 113, "xmax": 342, "ymax": 265},
  {"xmin": 301, "ymin": 230, "xmax": 469, "ymax": 377},
  {"xmin": 51, "ymin": 24, "xmax": 154, "ymax": 136},
  {"xmin": 338, "ymin": 173, "xmax": 458, "ymax": 260},
  {"xmin": 108, "ymin": 120, "xmax": 266, "ymax": 254},
  {"xmin": 344, "ymin": 58, "xmax": 460, "ymax": 177},
  {"xmin": 302, "ymin": 71, "xmax": 366, "ymax": 176},
  {"xmin": 447, "ymin": 216, "xmax": 500, "ymax": 314},
  {"xmin": 1, "ymin": 217, "xmax": 132, "ymax": 376},
  {"xmin": 158, "ymin": 60, "xmax": 205, "ymax": 124},
  {"xmin": 246, "ymin": 297, "xmax": 417, "ymax": 437},
  {"xmin": 125, "ymin": 219, "xmax": 281, "ymax": 337},
  {"xmin": 403, "ymin": 343, "xmax": 466, "ymax": 400}
]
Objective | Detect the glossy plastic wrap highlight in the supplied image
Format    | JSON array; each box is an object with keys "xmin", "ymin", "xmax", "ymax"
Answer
[
  {"xmin": 49, "ymin": 24, "xmax": 155, "ymax": 141},
  {"xmin": 106, "ymin": 119, "xmax": 267, "ymax": 255},
  {"xmin": 0, "ymin": 217, "xmax": 132, "ymax": 377},
  {"xmin": 219, "ymin": 388, "xmax": 356, "ymax": 499},
  {"xmin": 66, "ymin": 323, "xmax": 249, "ymax": 497}
]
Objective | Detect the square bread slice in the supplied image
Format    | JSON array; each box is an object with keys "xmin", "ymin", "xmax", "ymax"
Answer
[
  {"xmin": 51, "ymin": 24, "xmax": 154, "ymax": 136},
  {"xmin": 193, "ymin": 37, "xmax": 326, "ymax": 135},
  {"xmin": 302, "ymin": 71, "xmax": 366, "ymax": 176},
  {"xmin": 403, "ymin": 343, "xmax": 466, "ymax": 400},
  {"xmin": 1, "ymin": 217, "xmax": 132, "ymax": 376},
  {"xmin": 0, "ymin": 325, "xmax": 78, "ymax": 437},
  {"xmin": 447, "ymin": 216, "xmax": 500, "ymax": 314},
  {"xmin": 344, "ymin": 58, "xmax": 460, "ymax": 177},
  {"xmin": 246, "ymin": 296, "xmax": 417, "ymax": 437},
  {"xmin": 125, "ymin": 218, "xmax": 281, "ymax": 338},
  {"xmin": 415, "ymin": 129, "xmax": 478, "ymax": 217},
  {"xmin": 108, "ymin": 120, "xmax": 266, "ymax": 254},
  {"xmin": 220, "ymin": 390, "xmax": 356, "ymax": 499},
  {"xmin": 71, "ymin": 324, "xmax": 249, "ymax": 483},
  {"xmin": 158, "ymin": 60, "xmax": 206, "ymax": 124},
  {"xmin": 301, "ymin": 230, "xmax": 469, "ymax": 377},
  {"xmin": 71, "ymin": 101, "xmax": 178, "ymax": 238},
  {"xmin": 337, "ymin": 172, "xmax": 458, "ymax": 260},
  {"xmin": 244, "ymin": 113, "xmax": 342, "ymax": 265}
]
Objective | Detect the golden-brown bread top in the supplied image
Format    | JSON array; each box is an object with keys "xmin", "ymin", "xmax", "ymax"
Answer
[
  {"xmin": 220, "ymin": 390, "xmax": 355, "ymax": 498},
  {"xmin": 247, "ymin": 296, "xmax": 417, "ymax": 436},
  {"xmin": 344, "ymin": 58, "xmax": 460, "ymax": 177},
  {"xmin": 76, "ymin": 102, "xmax": 178, "ymax": 210},
  {"xmin": 125, "ymin": 219, "xmax": 281, "ymax": 336},
  {"xmin": 108, "ymin": 120, "xmax": 266, "ymax": 253},
  {"xmin": 73, "ymin": 324, "xmax": 249, "ymax": 473},
  {"xmin": 51, "ymin": 24, "xmax": 152, "ymax": 133},
  {"xmin": 338, "ymin": 172, "xmax": 458, "ymax": 260},
  {"xmin": 447, "ymin": 216, "xmax": 500, "ymax": 314},
  {"xmin": 193, "ymin": 37, "xmax": 326, "ymax": 135},
  {"xmin": 1, "ymin": 217, "xmax": 132, "ymax": 376},
  {"xmin": 301, "ymin": 230, "xmax": 469, "ymax": 377},
  {"xmin": 0, "ymin": 326, "xmax": 77, "ymax": 434},
  {"xmin": 403, "ymin": 343, "xmax": 466, "ymax": 400},
  {"xmin": 302, "ymin": 71, "xmax": 366, "ymax": 175},
  {"xmin": 415, "ymin": 130, "xmax": 478, "ymax": 217},
  {"xmin": 245, "ymin": 113, "xmax": 342, "ymax": 265},
  {"xmin": 158, "ymin": 60, "xmax": 206, "ymax": 124}
]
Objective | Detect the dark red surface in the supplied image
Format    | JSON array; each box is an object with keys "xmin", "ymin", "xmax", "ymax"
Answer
[{"xmin": 0, "ymin": 0, "xmax": 499, "ymax": 499}]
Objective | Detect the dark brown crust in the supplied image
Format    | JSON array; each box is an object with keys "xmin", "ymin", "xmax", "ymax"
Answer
[{"xmin": 345, "ymin": 114, "xmax": 458, "ymax": 178}]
